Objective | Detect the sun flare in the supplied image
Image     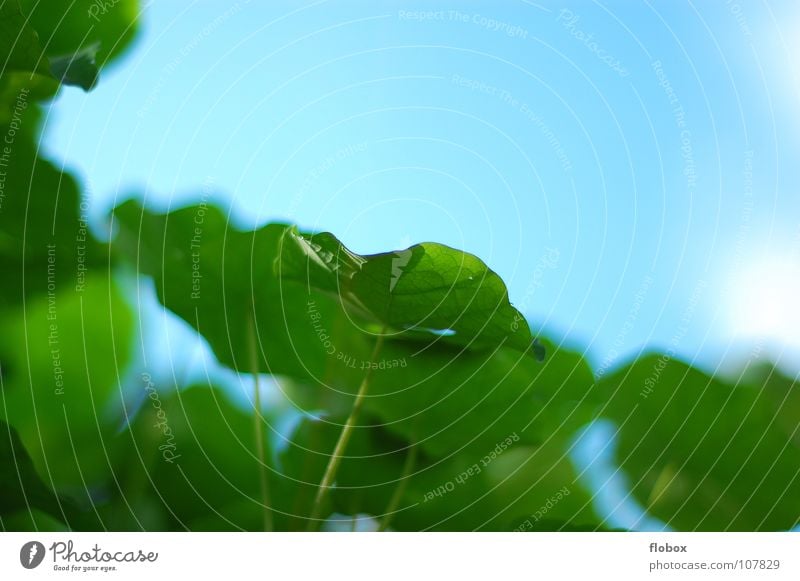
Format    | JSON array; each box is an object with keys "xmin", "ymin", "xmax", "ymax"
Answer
[{"xmin": 729, "ymin": 257, "xmax": 800, "ymax": 346}]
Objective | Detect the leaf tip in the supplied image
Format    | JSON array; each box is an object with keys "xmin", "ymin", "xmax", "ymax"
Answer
[{"xmin": 531, "ymin": 338, "xmax": 546, "ymax": 362}]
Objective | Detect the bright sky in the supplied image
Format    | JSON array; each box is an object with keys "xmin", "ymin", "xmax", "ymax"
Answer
[{"xmin": 41, "ymin": 0, "xmax": 800, "ymax": 380}]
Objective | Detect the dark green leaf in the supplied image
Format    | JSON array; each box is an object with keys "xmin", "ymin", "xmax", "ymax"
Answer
[
  {"xmin": 48, "ymin": 43, "xmax": 100, "ymax": 91},
  {"xmin": 19, "ymin": 0, "xmax": 140, "ymax": 68},
  {"xmin": 0, "ymin": 1, "xmax": 59, "ymax": 118},
  {"xmin": 0, "ymin": 419, "xmax": 63, "ymax": 523},
  {"xmin": 1, "ymin": 1, "xmax": 102, "ymax": 93},
  {"xmin": 2, "ymin": 0, "xmax": 140, "ymax": 102},
  {"xmin": 0, "ymin": 0, "xmax": 49, "ymax": 76}
]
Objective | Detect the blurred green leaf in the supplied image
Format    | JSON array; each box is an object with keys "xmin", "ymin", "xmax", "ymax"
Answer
[
  {"xmin": 48, "ymin": 43, "xmax": 100, "ymax": 91},
  {"xmin": 279, "ymin": 415, "xmax": 519, "ymax": 531},
  {"xmin": 278, "ymin": 414, "xmax": 422, "ymax": 530},
  {"xmin": 0, "ymin": 0, "xmax": 49, "ymax": 76},
  {"xmin": 0, "ymin": 274, "xmax": 132, "ymax": 495},
  {"xmin": 0, "ymin": 1, "xmax": 117, "ymax": 94},
  {"xmin": 738, "ymin": 363, "xmax": 800, "ymax": 446},
  {"xmin": 1, "ymin": 0, "xmax": 141, "ymax": 123},
  {"xmin": 1, "ymin": 508, "xmax": 71, "ymax": 531},
  {"xmin": 0, "ymin": 419, "xmax": 63, "ymax": 524},
  {"xmin": 0, "ymin": 72, "xmax": 57, "ymax": 123},
  {"xmin": 19, "ymin": 0, "xmax": 140, "ymax": 68},
  {"xmin": 600, "ymin": 355, "xmax": 800, "ymax": 531},
  {"xmin": 283, "ymin": 336, "xmax": 596, "ymax": 459},
  {"xmin": 0, "ymin": 2, "xmax": 140, "ymax": 532},
  {"xmin": 100, "ymin": 382, "xmax": 279, "ymax": 532},
  {"xmin": 0, "ymin": 107, "xmax": 108, "ymax": 310},
  {"xmin": 319, "ymin": 421, "xmax": 600, "ymax": 531},
  {"xmin": 484, "ymin": 439, "xmax": 601, "ymax": 531},
  {"xmin": 0, "ymin": 1, "xmax": 59, "ymax": 119},
  {"xmin": 111, "ymin": 201, "xmax": 333, "ymax": 380}
]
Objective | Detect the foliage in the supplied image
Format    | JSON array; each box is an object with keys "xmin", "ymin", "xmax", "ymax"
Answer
[
  {"xmin": 1, "ymin": 0, "xmax": 139, "ymax": 104},
  {"xmin": 0, "ymin": 419, "xmax": 63, "ymax": 524},
  {"xmin": 599, "ymin": 356, "xmax": 800, "ymax": 531}
]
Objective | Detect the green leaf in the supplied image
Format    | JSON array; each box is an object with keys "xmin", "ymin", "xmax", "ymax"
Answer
[
  {"xmin": 111, "ymin": 201, "xmax": 330, "ymax": 380},
  {"xmin": 277, "ymin": 415, "xmax": 504, "ymax": 531},
  {"xmin": 0, "ymin": 106, "xmax": 108, "ymax": 309},
  {"xmin": 1, "ymin": 1, "xmax": 100, "ymax": 93},
  {"xmin": 0, "ymin": 105, "xmax": 128, "ymax": 513},
  {"xmin": 279, "ymin": 415, "xmax": 603, "ymax": 531},
  {"xmin": 0, "ymin": 0, "xmax": 49, "ymax": 76},
  {"xmin": 112, "ymin": 201, "xmax": 596, "ymax": 461},
  {"xmin": 283, "ymin": 336, "xmax": 595, "ymax": 459},
  {"xmin": 19, "ymin": 0, "xmax": 140, "ymax": 68},
  {"xmin": 0, "ymin": 274, "xmax": 132, "ymax": 494},
  {"xmin": 0, "ymin": 1, "xmax": 58, "ymax": 119},
  {"xmin": 48, "ymin": 43, "xmax": 100, "ymax": 91},
  {"xmin": 0, "ymin": 419, "xmax": 63, "ymax": 523},
  {"xmin": 1, "ymin": 509, "xmax": 71, "ymax": 531},
  {"xmin": 277, "ymin": 228, "xmax": 541, "ymax": 356},
  {"xmin": 600, "ymin": 355, "xmax": 800, "ymax": 531},
  {"xmin": 482, "ymin": 439, "xmax": 602, "ymax": 531},
  {"xmin": 276, "ymin": 415, "xmax": 400, "ymax": 530},
  {"xmin": 101, "ymin": 383, "xmax": 280, "ymax": 532},
  {"xmin": 737, "ymin": 363, "xmax": 800, "ymax": 445},
  {"xmin": 0, "ymin": 72, "xmax": 58, "ymax": 124},
  {"xmin": 1, "ymin": 0, "xmax": 141, "ymax": 104}
]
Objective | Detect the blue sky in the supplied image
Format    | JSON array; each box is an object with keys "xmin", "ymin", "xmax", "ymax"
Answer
[{"xmin": 41, "ymin": 0, "xmax": 800, "ymax": 378}]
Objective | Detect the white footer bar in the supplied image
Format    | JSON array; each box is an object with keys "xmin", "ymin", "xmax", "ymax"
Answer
[{"xmin": 1, "ymin": 532, "xmax": 797, "ymax": 580}]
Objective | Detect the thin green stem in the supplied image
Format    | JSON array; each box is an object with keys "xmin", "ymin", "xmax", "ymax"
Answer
[
  {"xmin": 307, "ymin": 330, "xmax": 386, "ymax": 531},
  {"xmin": 247, "ymin": 311, "xmax": 273, "ymax": 532},
  {"xmin": 378, "ymin": 443, "xmax": 418, "ymax": 532}
]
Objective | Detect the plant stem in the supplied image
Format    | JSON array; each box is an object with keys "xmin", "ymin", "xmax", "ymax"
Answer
[
  {"xmin": 247, "ymin": 311, "xmax": 273, "ymax": 532},
  {"xmin": 307, "ymin": 330, "xmax": 386, "ymax": 531},
  {"xmin": 378, "ymin": 443, "xmax": 418, "ymax": 532}
]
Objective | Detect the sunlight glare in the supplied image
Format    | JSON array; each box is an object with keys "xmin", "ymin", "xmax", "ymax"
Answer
[{"xmin": 729, "ymin": 257, "xmax": 800, "ymax": 347}]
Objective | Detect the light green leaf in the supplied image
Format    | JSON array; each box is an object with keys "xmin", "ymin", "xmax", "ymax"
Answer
[
  {"xmin": 600, "ymin": 355, "xmax": 800, "ymax": 531},
  {"xmin": 0, "ymin": 274, "xmax": 132, "ymax": 494},
  {"xmin": 277, "ymin": 228, "xmax": 543, "ymax": 357},
  {"xmin": 101, "ymin": 383, "xmax": 281, "ymax": 532},
  {"xmin": 484, "ymin": 439, "xmax": 601, "ymax": 531}
]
